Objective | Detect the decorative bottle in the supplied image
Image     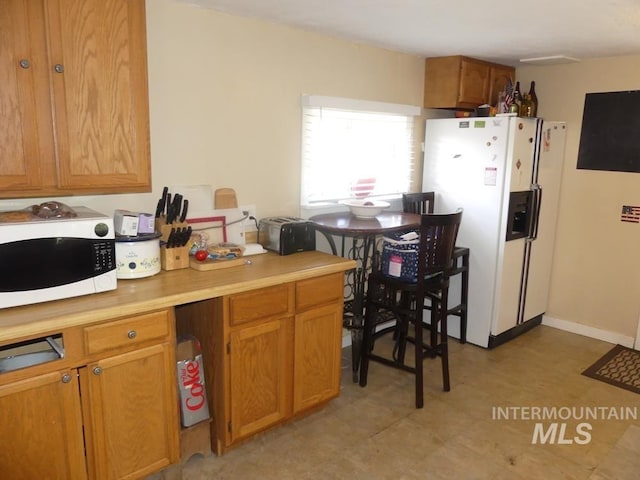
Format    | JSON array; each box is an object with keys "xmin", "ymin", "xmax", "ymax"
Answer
[
  {"xmin": 528, "ymin": 81, "xmax": 538, "ymax": 117},
  {"xmin": 512, "ymin": 81, "xmax": 523, "ymax": 115},
  {"xmin": 520, "ymin": 94, "xmax": 533, "ymax": 117}
]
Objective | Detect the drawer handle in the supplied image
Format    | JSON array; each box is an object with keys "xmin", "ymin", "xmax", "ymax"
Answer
[
  {"xmin": 61, "ymin": 373, "xmax": 72, "ymax": 384},
  {"xmin": 93, "ymin": 366, "xmax": 102, "ymax": 376},
  {"xmin": 127, "ymin": 330, "xmax": 137, "ymax": 340},
  {"xmin": 19, "ymin": 59, "xmax": 30, "ymax": 69}
]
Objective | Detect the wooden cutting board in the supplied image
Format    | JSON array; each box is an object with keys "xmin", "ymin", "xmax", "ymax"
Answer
[
  {"xmin": 189, "ymin": 257, "xmax": 246, "ymax": 271},
  {"xmin": 214, "ymin": 188, "xmax": 238, "ymax": 209}
]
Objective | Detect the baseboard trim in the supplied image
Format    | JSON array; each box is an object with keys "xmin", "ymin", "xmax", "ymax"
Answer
[
  {"xmin": 345, "ymin": 316, "xmax": 637, "ymax": 349},
  {"xmin": 542, "ymin": 315, "xmax": 635, "ymax": 348}
]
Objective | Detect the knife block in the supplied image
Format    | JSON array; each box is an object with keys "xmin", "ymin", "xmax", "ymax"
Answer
[
  {"xmin": 158, "ymin": 219, "xmax": 191, "ymax": 271},
  {"xmin": 156, "ymin": 219, "xmax": 189, "ymax": 242},
  {"xmin": 161, "ymin": 245, "xmax": 190, "ymax": 271}
]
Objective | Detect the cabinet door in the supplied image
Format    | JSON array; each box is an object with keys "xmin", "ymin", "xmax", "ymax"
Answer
[
  {"xmin": 45, "ymin": 0, "xmax": 150, "ymax": 192},
  {"xmin": 488, "ymin": 65, "xmax": 515, "ymax": 107},
  {"xmin": 0, "ymin": 370, "xmax": 87, "ymax": 480},
  {"xmin": 228, "ymin": 317, "xmax": 293, "ymax": 443},
  {"xmin": 80, "ymin": 343, "xmax": 179, "ymax": 480},
  {"xmin": 293, "ymin": 303, "xmax": 343, "ymax": 413},
  {"xmin": 458, "ymin": 58, "xmax": 490, "ymax": 107},
  {"xmin": 0, "ymin": 0, "xmax": 53, "ymax": 192}
]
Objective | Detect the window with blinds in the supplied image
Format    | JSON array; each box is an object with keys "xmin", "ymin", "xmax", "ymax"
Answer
[{"xmin": 300, "ymin": 95, "xmax": 422, "ymax": 207}]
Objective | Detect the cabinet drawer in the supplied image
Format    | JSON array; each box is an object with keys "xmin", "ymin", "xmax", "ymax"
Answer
[
  {"xmin": 296, "ymin": 273, "xmax": 343, "ymax": 311},
  {"xmin": 84, "ymin": 310, "xmax": 170, "ymax": 355},
  {"xmin": 229, "ymin": 284, "xmax": 293, "ymax": 326}
]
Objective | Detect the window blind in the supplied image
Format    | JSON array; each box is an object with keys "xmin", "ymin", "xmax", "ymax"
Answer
[{"xmin": 300, "ymin": 95, "xmax": 422, "ymax": 206}]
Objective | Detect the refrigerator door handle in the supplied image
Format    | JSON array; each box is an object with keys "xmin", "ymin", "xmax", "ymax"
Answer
[{"xmin": 529, "ymin": 185, "xmax": 542, "ymax": 240}]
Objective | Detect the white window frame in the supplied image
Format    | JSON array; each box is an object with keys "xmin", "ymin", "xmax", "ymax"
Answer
[{"xmin": 300, "ymin": 95, "xmax": 422, "ymax": 209}]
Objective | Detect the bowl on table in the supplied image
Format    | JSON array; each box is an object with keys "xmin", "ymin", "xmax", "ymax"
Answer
[{"xmin": 340, "ymin": 199, "xmax": 390, "ymax": 218}]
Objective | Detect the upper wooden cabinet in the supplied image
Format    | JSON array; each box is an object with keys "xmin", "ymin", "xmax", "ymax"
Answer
[
  {"xmin": 423, "ymin": 55, "xmax": 515, "ymax": 110},
  {"xmin": 487, "ymin": 64, "xmax": 515, "ymax": 108},
  {"xmin": 0, "ymin": 0, "xmax": 151, "ymax": 198}
]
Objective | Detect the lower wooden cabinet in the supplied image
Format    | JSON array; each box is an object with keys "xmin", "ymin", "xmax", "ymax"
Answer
[
  {"xmin": 293, "ymin": 302, "xmax": 343, "ymax": 413},
  {"xmin": 0, "ymin": 310, "xmax": 179, "ymax": 480},
  {"xmin": 80, "ymin": 343, "xmax": 179, "ymax": 480},
  {"xmin": 177, "ymin": 272, "xmax": 345, "ymax": 454},
  {"xmin": 0, "ymin": 370, "xmax": 88, "ymax": 480},
  {"xmin": 229, "ymin": 316, "xmax": 293, "ymax": 442}
]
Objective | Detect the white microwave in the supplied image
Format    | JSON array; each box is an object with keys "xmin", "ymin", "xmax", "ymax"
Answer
[{"xmin": 0, "ymin": 206, "xmax": 117, "ymax": 309}]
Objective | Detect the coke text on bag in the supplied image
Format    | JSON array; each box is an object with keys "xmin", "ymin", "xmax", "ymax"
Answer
[{"xmin": 176, "ymin": 337, "xmax": 210, "ymax": 427}]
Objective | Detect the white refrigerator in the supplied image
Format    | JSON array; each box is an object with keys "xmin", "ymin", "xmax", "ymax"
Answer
[{"xmin": 421, "ymin": 116, "xmax": 566, "ymax": 348}]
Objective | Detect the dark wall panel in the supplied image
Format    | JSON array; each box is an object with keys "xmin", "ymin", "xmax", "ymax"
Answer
[{"xmin": 577, "ymin": 90, "xmax": 640, "ymax": 173}]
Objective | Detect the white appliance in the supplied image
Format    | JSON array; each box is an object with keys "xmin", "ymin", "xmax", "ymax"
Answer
[
  {"xmin": 422, "ymin": 116, "xmax": 566, "ymax": 348},
  {"xmin": 0, "ymin": 206, "xmax": 117, "ymax": 309}
]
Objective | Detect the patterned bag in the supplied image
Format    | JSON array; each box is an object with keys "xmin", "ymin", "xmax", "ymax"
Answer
[{"xmin": 381, "ymin": 231, "xmax": 420, "ymax": 283}]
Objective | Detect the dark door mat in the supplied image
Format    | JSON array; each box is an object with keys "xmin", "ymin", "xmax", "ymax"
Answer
[{"xmin": 582, "ymin": 344, "xmax": 640, "ymax": 395}]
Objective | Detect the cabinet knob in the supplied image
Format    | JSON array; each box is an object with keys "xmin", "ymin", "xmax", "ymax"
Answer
[
  {"xmin": 127, "ymin": 330, "xmax": 137, "ymax": 339},
  {"xmin": 93, "ymin": 366, "xmax": 103, "ymax": 376},
  {"xmin": 61, "ymin": 373, "xmax": 72, "ymax": 384},
  {"xmin": 54, "ymin": 64, "xmax": 64, "ymax": 73},
  {"xmin": 19, "ymin": 59, "xmax": 30, "ymax": 69}
]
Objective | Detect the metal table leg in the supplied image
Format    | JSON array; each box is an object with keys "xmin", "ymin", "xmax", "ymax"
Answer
[{"xmin": 317, "ymin": 230, "xmax": 376, "ymax": 382}]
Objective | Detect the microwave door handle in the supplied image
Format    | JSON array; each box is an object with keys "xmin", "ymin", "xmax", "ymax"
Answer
[{"xmin": 529, "ymin": 185, "xmax": 542, "ymax": 240}]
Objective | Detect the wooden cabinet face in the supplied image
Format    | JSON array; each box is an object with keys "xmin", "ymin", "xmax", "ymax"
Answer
[
  {"xmin": 424, "ymin": 55, "xmax": 514, "ymax": 110},
  {"xmin": 0, "ymin": 0, "xmax": 52, "ymax": 192},
  {"xmin": 488, "ymin": 65, "xmax": 515, "ymax": 107},
  {"xmin": 228, "ymin": 318, "xmax": 293, "ymax": 442},
  {"xmin": 296, "ymin": 272, "xmax": 343, "ymax": 311},
  {"xmin": 0, "ymin": 370, "xmax": 87, "ymax": 480},
  {"xmin": 293, "ymin": 303, "xmax": 343, "ymax": 412},
  {"xmin": 81, "ymin": 343, "xmax": 179, "ymax": 480},
  {"xmin": 0, "ymin": 0, "xmax": 150, "ymax": 197},
  {"xmin": 458, "ymin": 59, "xmax": 490, "ymax": 106},
  {"xmin": 46, "ymin": 0, "xmax": 150, "ymax": 191},
  {"xmin": 229, "ymin": 284, "xmax": 292, "ymax": 326}
]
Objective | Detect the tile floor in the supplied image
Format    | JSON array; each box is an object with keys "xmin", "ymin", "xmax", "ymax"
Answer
[{"xmin": 174, "ymin": 325, "xmax": 640, "ymax": 479}]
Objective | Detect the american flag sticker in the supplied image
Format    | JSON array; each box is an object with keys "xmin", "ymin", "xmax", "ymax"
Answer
[{"xmin": 621, "ymin": 205, "xmax": 640, "ymax": 223}]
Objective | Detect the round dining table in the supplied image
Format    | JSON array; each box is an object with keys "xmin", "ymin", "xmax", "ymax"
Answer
[{"xmin": 309, "ymin": 210, "xmax": 420, "ymax": 382}]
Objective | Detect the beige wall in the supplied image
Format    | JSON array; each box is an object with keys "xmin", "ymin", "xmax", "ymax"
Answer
[
  {"xmin": 518, "ymin": 56, "xmax": 640, "ymax": 340},
  {"xmin": 145, "ymin": 0, "xmax": 425, "ymax": 217}
]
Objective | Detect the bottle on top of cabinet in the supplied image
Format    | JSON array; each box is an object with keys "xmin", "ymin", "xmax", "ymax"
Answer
[
  {"xmin": 512, "ymin": 82, "xmax": 523, "ymax": 114},
  {"xmin": 527, "ymin": 81, "xmax": 538, "ymax": 117}
]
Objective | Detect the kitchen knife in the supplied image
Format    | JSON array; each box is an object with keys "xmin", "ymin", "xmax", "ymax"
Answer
[
  {"xmin": 165, "ymin": 193, "xmax": 172, "ymax": 222},
  {"xmin": 154, "ymin": 198, "xmax": 164, "ymax": 218},
  {"xmin": 179, "ymin": 227, "xmax": 188, "ymax": 246},
  {"xmin": 168, "ymin": 194, "xmax": 179, "ymax": 224},
  {"xmin": 179, "ymin": 199, "xmax": 189, "ymax": 223},
  {"xmin": 155, "ymin": 186, "xmax": 169, "ymax": 218},
  {"xmin": 165, "ymin": 228, "xmax": 174, "ymax": 248},
  {"xmin": 168, "ymin": 194, "xmax": 181, "ymax": 224}
]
